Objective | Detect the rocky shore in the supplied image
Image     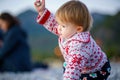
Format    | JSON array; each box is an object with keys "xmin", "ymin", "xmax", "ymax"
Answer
[{"xmin": 0, "ymin": 62, "xmax": 120, "ymax": 80}]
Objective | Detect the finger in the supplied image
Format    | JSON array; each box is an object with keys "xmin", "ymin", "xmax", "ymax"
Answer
[
  {"xmin": 34, "ymin": 1, "xmax": 39, "ymax": 6},
  {"xmin": 34, "ymin": 1, "xmax": 37, "ymax": 6},
  {"xmin": 34, "ymin": 1, "xmax": 41, "ymax": 7},
  {"xmin": 41, "ymin": 0, "xmax": 45, "ymax": 6},
  {"xmin": 40, "ymin": 0, "xmax": 45, "ymax": 9}
]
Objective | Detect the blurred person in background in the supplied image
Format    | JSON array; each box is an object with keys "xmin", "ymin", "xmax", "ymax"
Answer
[
  {"xmin": 0, "ymin": 29, "xmax": 3, "ymax": 48},
  {"xmin": 0, "ymin": 12, "xmax": 32, "ymax": 72}
]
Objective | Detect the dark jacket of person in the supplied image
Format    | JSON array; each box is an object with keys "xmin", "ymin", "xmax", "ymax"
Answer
[
  {"xmin": 0, "ymin": 30, "xmax": 3, "ymax": 41},
  {"xmin": 0, "ymin": 25, "xmax": 32, "ymax": 72}
]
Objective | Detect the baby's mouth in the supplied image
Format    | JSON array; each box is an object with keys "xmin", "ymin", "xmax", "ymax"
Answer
[{"xmin": 58, "ymin": 33, "xmax": 62, "ymax": 36}]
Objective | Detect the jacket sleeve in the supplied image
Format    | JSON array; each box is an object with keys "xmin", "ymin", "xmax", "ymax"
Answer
[
  {"xmin": 0, "ymin": 30, "xmax": 19, "ymax": 60},
  {"xmin": 37, "ymin": 9, "xmax": 59, "ymax": 36},
  {"xmin": 63, "ymin": 41, "xmax": 85, "ymax": 80}
]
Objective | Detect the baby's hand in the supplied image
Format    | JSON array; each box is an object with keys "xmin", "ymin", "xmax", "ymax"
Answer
[{"xmin": 34, "ymin": 0, "xmax": 45, "ymax": 16}]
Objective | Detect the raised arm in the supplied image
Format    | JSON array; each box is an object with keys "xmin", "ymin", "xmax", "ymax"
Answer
[{"xmin": 34, "ymin": 0, "xmax": 59, "ymax": 35}]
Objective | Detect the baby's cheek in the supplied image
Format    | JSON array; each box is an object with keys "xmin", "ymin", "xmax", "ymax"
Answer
[{"xmin": 65, "ymin": 31, "xmax": 71, "ymax": 36}]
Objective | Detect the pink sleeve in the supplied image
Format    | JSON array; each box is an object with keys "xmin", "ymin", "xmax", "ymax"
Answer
[
  {"xmin": 37, "ymin": 9, "xmax": 59, "ymax": 35},
  {"xmin": 63, "ymin": 41, "xmax": 85, "ymax": 80}
]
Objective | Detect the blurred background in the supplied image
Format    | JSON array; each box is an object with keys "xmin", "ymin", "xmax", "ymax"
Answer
[{"xmin": 0, "ymin": 0, "xmax": 120, "ymax": 80}]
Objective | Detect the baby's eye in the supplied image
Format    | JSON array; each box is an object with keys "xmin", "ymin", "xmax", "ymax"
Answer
[{"xmin": 62, "ymin": 26, "xmax": 66, "ymax": 28}]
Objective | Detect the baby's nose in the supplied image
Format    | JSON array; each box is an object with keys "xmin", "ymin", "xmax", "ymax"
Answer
[
  {"xmin": 57, "ymin": 26, "xmax": 62, "ymax": 33},
  {"xmin": 58, "ymin": 25, "xmax": 61, "ymax": 30}
]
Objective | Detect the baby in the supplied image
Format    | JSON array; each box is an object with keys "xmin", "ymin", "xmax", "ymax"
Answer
[{"xmin": 34, "ymin": 0, "xmax": 111, "ymax": 80}]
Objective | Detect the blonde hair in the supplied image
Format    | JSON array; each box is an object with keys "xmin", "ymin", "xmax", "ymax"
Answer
[{"xmin": 55, "ymin": 0, "xmax": 93, "ymax": 31}]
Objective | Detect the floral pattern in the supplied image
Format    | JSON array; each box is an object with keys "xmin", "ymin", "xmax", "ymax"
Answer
[{"xmin": 36, "ymin": 9, "xmax": 109, "ymax": 80}]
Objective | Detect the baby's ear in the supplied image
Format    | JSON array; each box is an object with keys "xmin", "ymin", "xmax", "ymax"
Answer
[{"xmin": 77, "ymin": 26, "xmax": 83, "ymax": 33}]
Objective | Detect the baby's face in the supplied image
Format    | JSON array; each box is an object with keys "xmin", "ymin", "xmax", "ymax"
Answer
[{"xmin": 57, "ymin": 23, "xmax": 77, "ymax": 39}]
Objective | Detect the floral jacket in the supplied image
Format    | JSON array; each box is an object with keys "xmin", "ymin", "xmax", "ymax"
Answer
[{"xmin": 36, "ymin": 9, "xmax": 108, "ymax": 80}]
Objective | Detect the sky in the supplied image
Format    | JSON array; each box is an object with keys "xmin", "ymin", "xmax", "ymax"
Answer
[{"xmin": 0, "ymin": 0, "xmax": 120, "ymax": 15}]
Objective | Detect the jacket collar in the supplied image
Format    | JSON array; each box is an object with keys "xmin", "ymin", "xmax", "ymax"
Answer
[
  {"xmin": 60, "ymin": 32, "xmax": 90, "ymax": 47},
  {"xmin": 69, "ymin": 31, "xmax": 90, "ymax": 42},
  {"xmin": 59, "ymin": 32, "xmax": 90, "ymax": 48}
]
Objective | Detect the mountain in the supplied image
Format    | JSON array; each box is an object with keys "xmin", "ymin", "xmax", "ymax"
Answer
[
  {"xmin": 17, "ymin": 10, "xmax": 58, "ymax": 56},
  {"xmin": 91, "ymin": 11, "xmax": 120, "ymax": 59},
  {"xmin": 91, "ymin": 13, "xmax": 108, "ymax": 27}
]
